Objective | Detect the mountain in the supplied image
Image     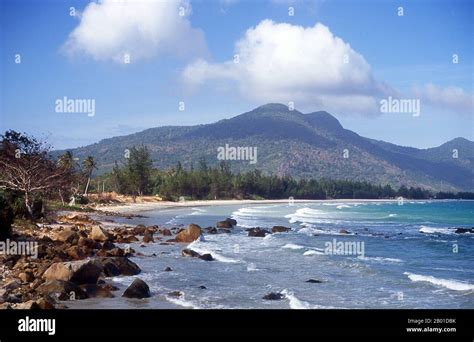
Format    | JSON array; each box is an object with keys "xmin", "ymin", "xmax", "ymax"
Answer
[{"xmin": 54, "ymin": 103, "xmax": 474, "ymax": 191}]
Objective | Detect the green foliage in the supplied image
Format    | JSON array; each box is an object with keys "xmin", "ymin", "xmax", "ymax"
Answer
[{"xmin": 103, "ymin": 157, "xmax": 449, "ymax": 200}]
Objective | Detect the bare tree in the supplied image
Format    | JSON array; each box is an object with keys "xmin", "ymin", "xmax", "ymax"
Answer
[{"xmin": 0, "ymin": 131, "xmax": 74, "ymax": 217}]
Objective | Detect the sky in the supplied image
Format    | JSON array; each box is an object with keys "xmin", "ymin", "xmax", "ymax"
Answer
[{"xmin": 0, "ymin": 0, "xmax": 473, "ymax": 149}]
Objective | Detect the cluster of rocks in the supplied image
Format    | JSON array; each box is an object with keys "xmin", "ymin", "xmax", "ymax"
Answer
[{"xmin": 0, "ymin": 213, "xmax": 165, "ymax": 309}]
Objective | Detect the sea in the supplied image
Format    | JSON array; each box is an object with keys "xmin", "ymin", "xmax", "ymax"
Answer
[{"xmin": 68, "ymin": 200, "xmax": 474, "ymax": 309}]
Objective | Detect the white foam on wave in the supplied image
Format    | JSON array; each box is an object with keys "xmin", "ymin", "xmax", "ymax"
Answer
[
  {"xmin": 358, "ymin": 256, "xmax": 403, "ymax": 263},
  {"xmin": 404, "ymin": 272, "xmax": 474, "ymax": 291},
  {"xmin": 285, "ymin": 207, "xmax": 324, "ymax": 224},
  {"xmin": 282, "ymin": 243, "xmax": 305, "ymax": 250},
  {"xmin": 419, "ymin": 226, "xmax": 456, "ymax": 235},
  {"xmin": 303, "ymin": 250, "xmax": 324, "ymax": 256},
  {"xmin": 187, "ymin": 240, "xmax": 240, "ymax": 263},
  {"xmin": 166, "ymin": 294, "xmax": 200, "ymax": 309},
  {"xmin": 281, "ymin": 289, "xmax": 312, "ymax": 309},
  {"xmin": 336, "ymin": 204, "xmax": 351, "ymax": 209}
]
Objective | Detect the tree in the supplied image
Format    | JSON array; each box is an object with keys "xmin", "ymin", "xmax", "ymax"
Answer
[
  {"xmin": 82, "ymin": 156, "xmax": 97, "ymax": 196},
  {"xmin": 0, "ymin": 130, "xmax": 71, "ymax": 217},
  {"xmin": 127, "ymin": 146, "xmax": 153, "ymax": 196}
]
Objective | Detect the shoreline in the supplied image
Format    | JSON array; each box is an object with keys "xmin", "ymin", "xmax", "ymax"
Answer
[{"xmin": 94, "ymin": 198, "xmax": 433, "ymax": 214}]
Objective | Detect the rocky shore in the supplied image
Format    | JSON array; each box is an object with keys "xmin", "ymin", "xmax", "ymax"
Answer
[{"xmin": 0, "ymin": 209, "xmax": 296, "ymax": 309}]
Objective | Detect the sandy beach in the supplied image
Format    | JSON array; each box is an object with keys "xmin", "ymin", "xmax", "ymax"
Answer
[{"xmin": 95, "ymin": 198, "xmax": 401, "ymax": 214}]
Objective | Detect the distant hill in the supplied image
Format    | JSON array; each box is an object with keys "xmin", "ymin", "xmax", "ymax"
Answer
[{"xmin": 53, "ymin": 103, "xmax": 474, "ymax": 191}]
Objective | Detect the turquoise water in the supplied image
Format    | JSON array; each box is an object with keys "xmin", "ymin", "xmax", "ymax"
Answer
[{"xmin": 74, "ymin": 200, "xmax": 474, "ymax": 309}]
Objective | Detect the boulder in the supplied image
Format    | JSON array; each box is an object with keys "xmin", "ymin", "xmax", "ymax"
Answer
[
  {"xmin": 263, "ymin": 292, "xmax": 284, "ymax": 300},
  {"xmin": 18, "ymin": 271, "xmax": 34, "ymax": 283},
  {"xmin": 133, "ymin": 224, "xmax": 147, "ymax": 235},
  {"xmin": 306, "ymin": 279, "xmax": 323, "ymax": 283},
  {"xmin": 339, "ymin": 229, "xmax": 351, "ymax": 235},
  {"xmin": 143, "ymin": 231, "xmax": 154, "ymax": 243},
  {"xmin": 78, "ymin": 237, "xmax": 97, "ymax": 249},
  {"xmin": 55, "ymin": 229, "xmax": 78, "ymax": 243},
  {"xmin": 206, "ymin": 227, "xmax": 218, "ymax": 234},
  {"xmin": 181, "ymin": 249, "xmax": 201, "ymax": 258},
  {"xmin": 455, "ymin": 228, "xmax": 474, "ymax": 234},
  {"xmin": 175, "ymin": 224, "xmax": 202, "ymax": 243},
  {"xmin": 66, "ymin": 246, "xmax": 86, "ymax": 260},
  {"xmin": 42, "ymin": 260, "xmax": 103, "ymax": 284},
  {"xmin": 167, "ymin": 291, "xmax": 183, "ymax": 297},
  {"xmin": 160, "ymin": 228, "xmax": 172, "ymax": 236},
  {"xmin": 96, "ymin": 257, "xmax": 141, "ymax": 277},
  {"xmin": 90, "ymin": 225, "xmax": 109, "ymax": 242},
  {"xmin": 36, "ymin": 280, "xmax": 88, "ymax": 300},
  {"xmin": 122, "ymin": 278, "xmax": 151, "ymax": 299},
  {"xmin": 216, "ymin": 218, "xmax": 237, "ymax": 228},
  {"xmin": 164, "ymin": 267, "xmax": 173, "ymax": 272},
  {"xmin": 272, "ymin": 226, "xmax": 291, "ymax": 233},
  {"xmin": 199, "ymin": 253, "xmax": 214, "ymax": 261},
  {"xmin": 247, "ymin": 228, "xmax": 270, "ymax": 237},
  {"xmin": 81, "ymin": 284, "xmax": 114, "ymax": 298}
]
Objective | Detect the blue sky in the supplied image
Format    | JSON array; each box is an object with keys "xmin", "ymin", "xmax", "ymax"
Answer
[{"xmin": 1, "ymin": 0, "xmax": 472, "ymax": 149}]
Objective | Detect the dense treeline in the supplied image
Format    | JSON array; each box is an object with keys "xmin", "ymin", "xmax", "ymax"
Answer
[{"xmin": 99, "ymin": 146, "xmax": 465, "ymax": 201}]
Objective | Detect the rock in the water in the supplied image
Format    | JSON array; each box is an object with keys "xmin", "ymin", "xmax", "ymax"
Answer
[
  {"xmin": 455, "ymin": 228, "xmax": 474, "ymax": 234},
  {"xmin": 167, "ymin": 291, "xmax": 183, "ymax": 297},
  {"xmin": 81, "ymin": 284, "xmax": 115, "ymax": 298},
  {"xmin": 175, "ymin": 224, "xmax": 202, "ymax": 243},
  {"xmin": 90, "ymin": 225, "xmax": 109, "ymax": 242},
  {"xmin": 306, "ymin": 279, "xmax": 323, "ymax": 283},
  {"xmin": 263, "ymin": 292, "xmax": 284, "ymax": 300},
  {"xmin": 143, "ymin": 231, "xmax": 154, "ymax": 243},
  {"xmin": 37, "ymin": 280, "xmax": 88, "ymax": 300},
  {"xmin": 272, "ymin": 226, "xmax": 291, "ymax": 233},
  {"xmin": 160, "ymin": 228, "xmax": 172, "ymax": 236},
  {"xmin": 181, "ymin": 248, "xmax": 201, "ymax": 258},
  {"xmin": 97, "ymin": 257, "xmax": 141, "ymax": 277},
  {"xmin": 42, "ymin": 260, "xmax": 103, "ymax": 284},
  {"xmin": 122, "ymin": 278, "xmax": 151, "ymax": 299},
  {"xmin": 164, "ymin": 267, "xmax": 173, "ymax": 272},
  {"xmin": 133, "ymin": 224, "xmax": 147, "ymax": 235},
  {"xmin": 339, "ymin": 229, "xmax": 351, "ymax": 235},
  {"xmin": 247, "ymin": 228, "xmax": 270, "ymax": 237},
  {"xmin": 199, "ymin": 253, "xmax": 214, "ymax": 261},
  {"xmin": 216, "ymin": 218, "xmax": 237, "ymax": 228}
]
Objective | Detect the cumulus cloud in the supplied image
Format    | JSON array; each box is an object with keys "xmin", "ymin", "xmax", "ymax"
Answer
[
  {"xmin": 412, "ymin": 84, "xmax": 474, "ymax": 116},
  {"xmin": 183, "ymin": 20, "xmax": 391, "ymax": 114},
  {"xmin": 62, "ymin": 0, "xmax": 207, "ymax": 63}
]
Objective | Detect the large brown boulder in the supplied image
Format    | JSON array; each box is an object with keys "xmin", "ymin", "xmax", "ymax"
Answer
[
  {"xmin": 42, "ymin": 260, "xmax": 103, "ymax": 284},
  {"xmin": 90, "ymin": 225, "xmax": 109, "ymax": 242},
  {"xmin": 36, "ymin": 280, "xmax": 88, "ymax": 300},
  {"xmin": 96, "ymin": 257, "xmax": 141, "ymax": 277},
  {"xmin": 55, "ymin": 229, "xmax": 79, "ymax": 243},
  {"xmin": 122, "ymin": 278, "xmax": 151, "ymax": 299},
  {"xmin": 175, "ymin": 224, "xmax": 202, "ymax": 243}
]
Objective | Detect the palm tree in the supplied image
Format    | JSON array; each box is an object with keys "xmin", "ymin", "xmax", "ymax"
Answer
[{"xmin": 82, "ymin": 156, "xmax": 97, "ymax": 196}]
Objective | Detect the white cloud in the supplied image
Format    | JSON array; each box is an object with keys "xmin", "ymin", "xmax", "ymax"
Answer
[
  {"xmin": 183, "ymin": 20, "xmax": 390, "ymax": 114},
  {"xmin": 62, "ymin": 0, "xmax": 207, "ymax": 63},
  {"xmin": 412, "ymin": 84, "xmax": 474, "ymax": 116}
]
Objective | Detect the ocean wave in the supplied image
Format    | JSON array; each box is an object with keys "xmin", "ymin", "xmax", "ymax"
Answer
[
  {"xmin": 165, "ymin": 294, "xmax": 200, "ymax": 309},
  {"xmin": 281, "ymin": 289, "xmax": 312, "ymax": 309},
  {"xmin": 404, "ymin": 272, "xmax": 474, "ymax": 291},
  {"xmin": 357, "ymin": 256, "xmax": 403, "ymax": 263},
  {"xmin": 336, "ymin": 204, "xmax": 351, "ymax": 209},
  {"xmin": 187, "ymin": 240, "xmax": 240, "ymax": 263},
  {"xmin": 303, "ymin": 250, "xmax": 324, "ymax": 256},
  {"xmin": 285, "ymin": 207, "xmax": 324, "ymax": 224},
  {"xmin": 419, "ymin": 226, "xmax": 456, "ymax": 235},
  {"xmin": 282, "ymin": 243, "xmax": 305, "ymax": 250}
]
